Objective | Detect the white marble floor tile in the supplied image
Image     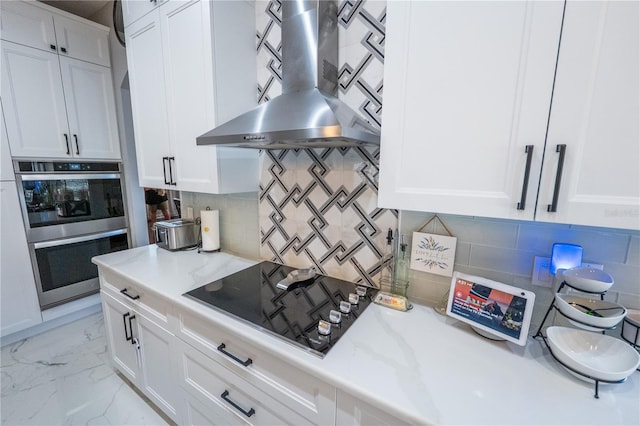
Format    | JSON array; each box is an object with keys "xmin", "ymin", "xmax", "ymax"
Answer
[{"xmin": 1, "ymin": 312, "xmax": 169, "ymax": 426}]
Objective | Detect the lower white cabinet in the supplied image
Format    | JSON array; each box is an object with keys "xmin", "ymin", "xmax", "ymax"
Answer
[
  {"xmin": 0, "ymin": 181, "xmax": 42, "ymax": 337},
  {"xmin": 99, "ymin": 267, "xmax": 406, "ymax": 426},
  {"xmin": 100, "ymin": 291, "xmax": 180, "ymax": 422},
  {"xmin": 176, "ymin": 338, "xmax": 310, "ymax": 425}
]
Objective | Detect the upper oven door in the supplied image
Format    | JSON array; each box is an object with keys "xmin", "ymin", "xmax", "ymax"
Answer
[{"xmin": 16, "ymin": 169, "xmax": 127, "ymax": 242}]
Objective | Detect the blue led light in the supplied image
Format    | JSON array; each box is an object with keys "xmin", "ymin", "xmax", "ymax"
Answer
[{"xmin": 550, "ymin": 243, "xmax": 583, "ymax": 275}]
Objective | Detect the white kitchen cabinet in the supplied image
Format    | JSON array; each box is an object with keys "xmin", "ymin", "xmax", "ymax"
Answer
[
  {"xmin": 378, "ymin": 1, "xmax": 639, "ymax": 231},
  {"xmin": 101, "ymin": 290, "xmax": 181, "ymax": 423},
  {"xmin": 336, "ymin": 391, "xmax": 409, "ymax": 426},
  {"xmin": 379, "ymin": 1, "xmax": 563, "ymax": 221},
  {"xmin": 535, "ymin": 1, "xmax": 639, "ymax": 230},
  {"xmin": 177, "ymin": 308, "xmax": 336, "ymax": 425},
  {"xmin": 0, "ymin": 181, "xmax": 42, "ymax": 337},
  {"xmin": 125, "ymin": 0, "xmax": 259, "ymax": 194},
  {"xmin": 1, "ymin": 41, "xmax": 120, "ymax": 160},
  {"xmin": 0, "ymin": 0, "xmax": 110, "ymax": 67},
  {"xmin": 176, "ymin": 338, "xmax": 311, "ymax": 425}
]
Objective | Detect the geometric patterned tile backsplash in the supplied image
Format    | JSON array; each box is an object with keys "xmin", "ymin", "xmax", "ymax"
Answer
[{"xmin": 256, "ymin": 0, "xmax": 397, "ymax": 286}]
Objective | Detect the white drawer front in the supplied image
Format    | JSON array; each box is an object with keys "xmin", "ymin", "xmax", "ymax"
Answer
[
  {"xmin": 177, "ymin": 309, "xmax": 335, "ymax": 424},
  {"xmin": 177, "ymin": 339, "xmax": 310, "ymax": 425},
  {"xmin": 99, "ymin": 268, "xmax": 172, "ymax": 328}
]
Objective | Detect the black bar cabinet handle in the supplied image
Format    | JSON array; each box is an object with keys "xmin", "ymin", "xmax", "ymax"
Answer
[
  {"xmin": 168, "ymin": 157, "xmax": 176, "ymax": 186},
  {"xmin": 217, "ymin": 343, "xmax": 252, "ymax": 367},
  {"xmin": 123, "ymin": 312, "xmax": 132, "ymax": 341},
  {"xmin": 220, "ymin": 390, "xmax": 255, "ymax": 418},
  {"xmin": 162, "ymin": 157, "xmax": 170, "ymax": 185},
  {"xmin": 128, "ymin": 314, "xmax": 136, "ymax": 344},
  {"xmin": 120, "ymin": 288, "xmax": 140, "ymax": 300},
  {"xmin": 516, "ymin": 145, "xmax": 534, "ymax": 210},
  {"xmin": 547, "ymin": 144, "xmax": 567, "ymax": 213},
  {"xmin": 64, "ymin": 133, "xmax": 70, "ymax": 155},
  {"xmin": 73, "ymin": 134, "xmax": 79, "ymax": 155}
]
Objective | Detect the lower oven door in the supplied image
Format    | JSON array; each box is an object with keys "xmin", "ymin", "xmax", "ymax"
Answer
[{"xmin": 30, "ymin": 229, "xmax": 129, "ymax": 309}]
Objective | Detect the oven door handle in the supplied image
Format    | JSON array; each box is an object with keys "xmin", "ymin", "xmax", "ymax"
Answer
[
  {"xmin": 33, "ymin": 229, "xmax": 127, "ymax": 249},
  {"xmin": 18, "ymin": 173, "xmax": 121, "ymax": 181}
]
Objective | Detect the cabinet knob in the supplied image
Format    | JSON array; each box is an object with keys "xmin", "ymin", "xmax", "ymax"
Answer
[
  {"xmin": 60, "ymin": 47, "xmax": 67, "ymax": 53},
  {"xmin": 50, "ymin": 44, "xmax": 57, "ymax": 51}
]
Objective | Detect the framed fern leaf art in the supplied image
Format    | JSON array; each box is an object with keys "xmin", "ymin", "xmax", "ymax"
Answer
[{"xmin": 409, "ymin": 232, "xmax": 457, "ymax": 277}]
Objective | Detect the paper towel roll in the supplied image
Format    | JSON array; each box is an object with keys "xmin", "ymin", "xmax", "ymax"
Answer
[{"xmin": 200, "ymin": 210, "xmax": 220, "ymax": 251}]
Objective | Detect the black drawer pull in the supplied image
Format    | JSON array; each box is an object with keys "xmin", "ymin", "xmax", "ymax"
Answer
[
  {"xmin": 64, "ymin": 133, "xmax": 70, "ymax": 155},
  {"xmin": 162, "ymin": 157, "xmax": 170, "ymax": 185},
  {"xmin": 120, "ymin": 288, "xmax": 140, "ymax": 300},
  {"xmin": 50, "ymin": 44, "xmax": 57, "ymax": 51},
  {"xmin": 123, "ymin": 312, "xmax": 132, "ymax": 341},
  {"xmin": 516, "ymin": 145, "xmax": 534, "ymax": 210},
  {"xmin": 217, "ymin": 343, "xmax": 252, "ymax": 367},
  {"xmin": 128, "ymin": 314, "xmax": 136, "ymax": 344},
  {"xmin": 73, "ymin": 134, "xmax": 79, "ymax": 155},
  {"xmin": 221, "ymin": 390, "xmax": 255, "ymax": 418},
  {"xmin": 547, "ymin": 144, "xmax": 567, "ymax": 213},
  {"xmin": 60, "ymin": 46, "xmax": 67, "ymax": 53}
]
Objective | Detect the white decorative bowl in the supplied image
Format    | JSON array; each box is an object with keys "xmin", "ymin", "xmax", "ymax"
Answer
[
  {"xmin": 547, "ymin": 326, "xmax": 640, "ymax": 382},
  {"xmin": 561, "ymin": 267, "xmax": 614, "ymax": 293},
  {"xmin": 555, "ymin": 294, "xmax": 627, "ymax": 330}
]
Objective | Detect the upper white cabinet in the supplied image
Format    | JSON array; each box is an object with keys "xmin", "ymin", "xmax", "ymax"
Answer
[
  {"xmin": 379, "ymin": 0, "xmax": 639, "ymax": 230},
  {"xmin": 0, "ymin": 0, "xmax": 110, "ymax": 67},
  {"xmin": 1, "ymin": 41, "xmax": 120, "ymax": 160},
  {"xmin": 535, "ymin": 1, "xmax": 639, "ymax": 230},
  {"xmin": 0, "ymin": 1, "xmax": 120, "ymax": 161},
  {"xmin": 125, "ymin": 0, "xmax": 259, "ymax": 194}
]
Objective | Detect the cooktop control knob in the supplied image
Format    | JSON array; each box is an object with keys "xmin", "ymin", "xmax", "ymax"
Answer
[
  {"xmin": 329, "ymin": 309, "xmax": 342, "ymax": 324},
  {"xmin": 339, "ymin": 300, "xmax": 351, "ymax": 314},
  {"xmin": 348, "ymin": 293, "xmax": 359, "ymax": 305},
  {"xmin": 356, "ymin": 286, "xmax": 367, "ymax": 298},
  {"xmin": 318, "ymin": 319, "xmax": 331, "ymax": 335}
]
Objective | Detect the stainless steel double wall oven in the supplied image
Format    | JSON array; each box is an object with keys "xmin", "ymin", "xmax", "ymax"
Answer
[{"xmin": 14, "ymin": 160, "xmax": 129, "ymax": 309}]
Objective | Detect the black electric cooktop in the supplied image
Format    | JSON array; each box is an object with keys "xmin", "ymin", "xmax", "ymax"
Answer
[{"xmin": 183, "ymin": 261, "xmax": 374, "ymax": 357}]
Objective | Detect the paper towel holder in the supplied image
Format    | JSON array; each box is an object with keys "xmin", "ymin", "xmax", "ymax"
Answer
[{"xmin": 197, "ymin": 206, "xmax": 221, "ymax": 254}]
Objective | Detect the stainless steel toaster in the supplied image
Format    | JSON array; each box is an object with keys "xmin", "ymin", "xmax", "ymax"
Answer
[{"xmin": 153, "ymin": 219, "xmax": 198, "ymax": 250}]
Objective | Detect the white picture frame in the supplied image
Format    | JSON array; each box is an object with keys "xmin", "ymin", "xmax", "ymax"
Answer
[{"xmin": 409, "ymin": 231, "xmax": 457, "ymax": 277}]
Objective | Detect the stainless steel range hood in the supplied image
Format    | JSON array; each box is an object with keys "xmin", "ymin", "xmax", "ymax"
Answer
[{"xmin": 196, "ymin": 0, "xmax": 380, "ymax": 149}]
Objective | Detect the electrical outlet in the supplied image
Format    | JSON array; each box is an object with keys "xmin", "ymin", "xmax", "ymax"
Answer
[
  {"xmin": 532, "ymin": 256, "xmax": 553, "ymax": 287},
  {"xmin": 581, "ymin": 262, "xmax": 604, "ymax": 270}
]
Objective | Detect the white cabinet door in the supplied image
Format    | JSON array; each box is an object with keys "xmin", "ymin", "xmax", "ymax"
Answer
[
  {"xmin": 0, "ymin": 181, "xmax": 42, "ymax": 337},
  {"xmin": 52, "ymin": 14, "xmax": 110, "ymax": 67},
  {"xmin": 378, "ymin": 1, "xmax": 564, "ymax": 220},
  {"xmin": 0, "ymin": 0, "xmax": 56, "ymax": 53},
  {"xmin": 160, "ymin": 0, "xmax": 218, "ymax": 193},
  {"xmin": 101, "ymin": 291, "xmax": 140, "ymax": 384},
  {"xmin": 535, "ymin": 1, "xmax": 640, "ymax": 230},
  {"xmin": 1, "ymin": 41, "xmax": 71, "ymax": 158},
  {"xmin": 136, "ymin": 313, "xmax": 180, "ymax": 422},
  {"xmin": 336, "ymin": 390, "xmax": 409, "ymax": 426},
  {"xmin": 60, "ymin": 57, "xmax": 121, "ymax": 160},
  {"xmin": 125, "ymin": 10, "xmax": 172, "ymax": 189}
]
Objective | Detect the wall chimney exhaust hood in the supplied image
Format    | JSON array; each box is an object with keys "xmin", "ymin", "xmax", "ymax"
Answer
[{"xmin": 196, "ymin": 0, "xmax": 380, "ymax": 149}]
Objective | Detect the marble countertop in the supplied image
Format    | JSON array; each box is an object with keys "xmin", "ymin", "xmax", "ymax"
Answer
[{"xmin": 93, "ymin": 246, "xmax": 640, "ymax": 425}]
